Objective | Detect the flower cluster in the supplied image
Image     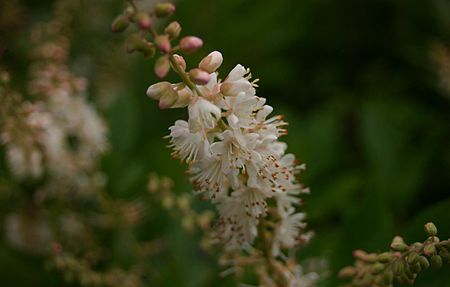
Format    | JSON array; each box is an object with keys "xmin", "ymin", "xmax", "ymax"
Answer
[
  {"xmin": 339, "ymin": 222, "xmax": 450, "ymax": 287},
  {"xmin": 0, "ymin": 2, "xmax": 107, "ymax": 195},
  {"xmin": 111, "ymin": 1, "xmax": 317, "ymax": 285},
  {"xmin": 151, "ymin": 56, "xmax": 311, "ymax": 252}
]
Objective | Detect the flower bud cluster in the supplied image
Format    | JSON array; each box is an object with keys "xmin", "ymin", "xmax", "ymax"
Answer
[
  {"xmin": 339, "ymin": 222, "xmax": 450, "ymax": 287},
  {"xmin": 111, "ymin": 1, "xmax": 203, "ymax": 79}
]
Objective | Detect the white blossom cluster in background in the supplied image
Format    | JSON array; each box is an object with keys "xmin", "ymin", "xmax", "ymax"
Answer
[
  {"xmin": 147, "ymin": 51, "xmax": 311, "ymax": 255},
  {"xmin": 0, "ymin": 31, "xmax": 107, "ymax": 195}
]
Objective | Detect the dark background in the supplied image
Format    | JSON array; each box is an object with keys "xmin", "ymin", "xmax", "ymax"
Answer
[{"xmin": 1, "ymin": 0, "xmax": 450, "ymax": 286}]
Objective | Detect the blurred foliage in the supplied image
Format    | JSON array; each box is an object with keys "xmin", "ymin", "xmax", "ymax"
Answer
[{"xmin": 1, "ymin": 0, "xmax": 450, "ymax": 286}]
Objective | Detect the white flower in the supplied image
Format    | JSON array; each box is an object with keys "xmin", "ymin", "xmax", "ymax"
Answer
[
  {"xmin": 189, "ymin": 156, "xmax": 231, "ymax": 199},
  {"xmin": 168, "ymin": 120, "xmax": 209, "ymax": 163},
  {"xmin": 215, "ymin": 196, "xmax": 258, "ymax": 250},
  {"xmin": 231, "ymin": 187, "xmax": 268, "ymax": 219},
  {"xmin": 272, "ymin": 211, "xmax": 306, "ymax": 256},
  {"xmin": 188, "ymin": 97, "xmax": 221, "ymax": 131}
]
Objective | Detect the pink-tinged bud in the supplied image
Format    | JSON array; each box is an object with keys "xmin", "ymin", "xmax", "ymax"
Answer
[
  {"xmin": 111, "ymin": 14, "xmax": 130, "ymax": 33},
  {"xmin": 155, "ymin": 35, "xmax": 171, "ymax": 53},
  {"xmin": 188, "ymin": 68, "xmax": 210, "ymax": 85},
  {"xmin": 154, "ymin": 2, "xmax": 176, "ymax": 18},
  {"xmin": 158, "ymin": 90, "xmax": 179, "ymax": 109},
  {"xmin": 172, "ymin": 86, "xmax": 193, "ymax": 108},
  {"xmin": 171, "ymin": 54, "xmax": 186, "ymax": 70},
  {"xmin": 164, "ymin": 21, "xmax": 182, "ymax": 39},
  {"xmin": 199, "ymin": 51, "xmax": 223, "ymax": 73},
  {"xmin": 135, "ymin": 12, "xmax": 152, "ymax": 30},
  {"xmin": 179, "ymin": 36, "xmax": 203, "ymax": 54},
  {"xmin": 146, "ymin": 82, "xmax": 172, "ymax": 100},
  {"xmin": 155, "ymin": 56, "xmax": 170, "ymax": 78}
]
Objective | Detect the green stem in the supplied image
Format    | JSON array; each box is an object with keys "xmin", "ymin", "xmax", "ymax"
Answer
[{"xmin": 168, "ymin": 54, "xmax": 202, "ymax": 96}]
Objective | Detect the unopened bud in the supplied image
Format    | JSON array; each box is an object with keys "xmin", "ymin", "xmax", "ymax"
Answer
[
  {"xmin": 424, "ymin": 222, "xmax": 437, "ymax": 237},
  {"xmin": 165, "ymin": 21, "xmax": 181, "ymax": 39},
  {"xmin": 171, "ymin": 86, "xmax": 193, "ymax": 108},
  {"xmin": 111, "ymin": 14, "xmax": 130, "ymax": 32},
  {"xmin": 199, "ymin": 51, "xmax": 223, "ymax": 73},
  {"xmin": 371, "ymin": 263, "xmax": 384, "ymax": 274},
  {"xmin": 146, "ymin": 82, "xmax": 179, "ymax": 109},
  {"xmin": 377, "ymin": 252, "xmax": 393, "ymax": 263},
  {"xmin": 135, "ymin": 12, "xmax": 152, "ymax": 30},
  {"xmin": 418, "ymin": 256, "xmax": 430, "ymax": 269},
  {"xmin": 407, "ymin": 253, "xmax": 419, "ymax": 264},
  {"xmin": 423, "ymin": 244, "xmax": 436, "ymax": 256},
  {"xmin": 159, "ymin": 90, "xmax": 179, "ymax": 109},
  {"xmin": 392, "ymin": 260, "xmax": 404, "ymax": 275},
  {"xmin": 155, "ymin": 56, "xmax": 170, "ymax": 78},
  {"xmin": 411, "ymin": 262, "xmax": 421, "ymax": 273},
  {"xmin": 124, "ymin": 5, "xmax": 136, "ymax": 17},
  {"xmin": 391, "ymin": 236, "xmax": 408, "ymax": 251},
  {"xmin": 154, "ymin": 2, "xmax": 176, "ymax": 18},
  {"xmin": 179, "ymin": 36, "xmax": 203, "ymax": 54},
  {"xmin": 338, "ymin": 267, "xmax": 356, "ymax": 278},
  {"xmin": 155, "ymin": 35, "xmax": 171, "ymax": 53},
  {"xmin": 431, "ymin": 255, "xmax": 442, "ymax": 269},
  {"xmin": 189, "ymin": 68, "xmax": 210, "ymax": 85},
  {"xmin": 171, "ymin": 54, "xmax": 186, "ymax": 70},
  {"xmin": 353, "ymin": 249, "xmax": 367, "ymax": 260},
  {"xmin": 146, "ymin": 82, "xmax": 172, "ymax": 100}
]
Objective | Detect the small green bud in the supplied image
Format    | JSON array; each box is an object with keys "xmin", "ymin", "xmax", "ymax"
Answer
[
  {"xmin": 407, "ymin": 253, "xmax": 419, "ymax": 265},
  {"xmin": 418, "ymin": 256, "xmax": 430, "ymax": 269},
  {"xmin": 431, "ymin": 255, "xmax": 442, "ymax": 269},
  {"xmin": 390, "ymin": 242, "xmax": 408, "ymax": 252},
  {"xmin": 410, "ymin": 262, "xmax": 421, "ymax": 273},
  {"xmin": 392, "ymin": 260, "xmax": 404, "ymax": 276},
  {"xmin": 424, "ymin": 222, "xmax": 437, "ymax": 237},
  {"xmin": 423, "ymin": 244, "xmax": 436, "ymax": 256},
  {"xmin": 154, "ymin": 2, "xmax": 176, "ymax": 18},
  {"xmin": 111, "ymin": 14, "xmax": 130, "ymax": 33},
  {"xmin": 164, "ymin": 21, "xmax": 181, "ymax": 39},
  {"xmin": 377, "ymin": 252, "xmax": 392, "ymax": 263},
  {"xmin": 371, "ymin": 263, "xmax": 384, "ymax": 274},
  {"xmin": 390, "ymin": 236, "xmax": 408, "ymax": 252},
  {"xmin": 338, "ymin": 266, "xmax": 356, "ymax": 278}
]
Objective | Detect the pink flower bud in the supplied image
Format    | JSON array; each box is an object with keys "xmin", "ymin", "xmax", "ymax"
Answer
[
  {"xmin": 171, "ymin": 54, "xmax": 186, "ymax": 70},
  {"xmin": 188, "ymin": 68, "xmax": 211, "ymax": 85},
  {"xmin": 135, "ymin": 12, "xmax": 152, "ymax": 30},
  {"xmin": 172, "ymin": 86, "xmax": 193, "ymax": 108},
  {"xmin": 154, "ymin": 2, "xmax": 176, "ymax": 18},
  {"xmin": 164, "ymin": 21, "xmax": 181, "ymax": 39},
  {"xmin": 199, "ymin": 51, "xmax": 223, "ymax": 73},
  {"xmin": 155, "ymin": 35, "xmax": 171, "ymax": 53},
  {"xmin": 179, "ymin": 36, "xmax": 203, "ymax": 54},
  {"xmin": 155, "ymin": 56, "xmax": 170, "ymax": 78},
  {"xmin": 146, "ymin": 82, "xmax": 172, "ymax": 100},
  {"xmin": 158, "ymin": 90, "xmax": 179, "ymax": 109}
]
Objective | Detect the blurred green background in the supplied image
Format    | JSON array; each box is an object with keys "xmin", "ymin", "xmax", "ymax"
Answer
[{"xmin": 1, "ymin": 0, "xmax": 450, "ymax": 286}]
